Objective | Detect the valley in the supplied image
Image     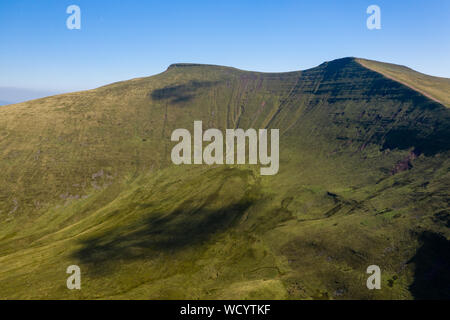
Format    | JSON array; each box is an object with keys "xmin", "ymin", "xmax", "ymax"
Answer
[{"xmin": 0, "ymin": 57, "xmax": 448, "ymax": 299}]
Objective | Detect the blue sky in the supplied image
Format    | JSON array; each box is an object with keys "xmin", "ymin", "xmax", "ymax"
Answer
[{"xmin": 0, "ymin": 0, "xmax": 449, "ymax": 93}]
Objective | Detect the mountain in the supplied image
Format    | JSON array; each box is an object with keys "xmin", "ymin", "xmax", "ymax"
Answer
[{"xmin": 0, "ymin": 57, "xmax": 448, "ymax": 299}]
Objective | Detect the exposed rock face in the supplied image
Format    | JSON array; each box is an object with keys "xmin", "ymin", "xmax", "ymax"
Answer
[{"xmin": 391, "ymin": 151, "xmax": 418, "ymax": 175}]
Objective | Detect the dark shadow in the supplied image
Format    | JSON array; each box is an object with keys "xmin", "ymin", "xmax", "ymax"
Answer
[
  {"xmin": 433, "ymin": 209, "xmax": 450, "ymax": 228},
  {"xmin": 150, "ymin": 80, "xmax": 219, "ymax": 104},
  {"xmin": 382, "ymin": 122, "xmax": 450, "ymax": 156},
  {"xmin": 408, "ymin": 231, "xmax": 450, "ymax": 299},
  {"xmin": 72, "ymin": 199, "xmax": 253, "ymax": 275}
]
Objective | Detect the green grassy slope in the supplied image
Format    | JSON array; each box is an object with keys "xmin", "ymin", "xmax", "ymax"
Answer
[{"xmin": 0, "ymin": 58, "xmax": 449, "ymax": 299}]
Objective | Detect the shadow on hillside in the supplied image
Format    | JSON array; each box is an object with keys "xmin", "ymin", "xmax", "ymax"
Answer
[
  {"xmin": 150, "ymin": 80, "xmax": 219, "ymax": 104},
  {"xmin": 408, "ymin": 231, "xmax": 450, "ymax": 299},
  {"xmin": 72, "ymin": 199, "xmax": 253, "ymax": 275},
  {"xmin": 382, "ymin": 125, "xmax": 450, "ymax": 156}
]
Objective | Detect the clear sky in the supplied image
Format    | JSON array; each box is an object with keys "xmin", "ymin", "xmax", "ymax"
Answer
[{"xmin": 0, "ymin": 0, "xmax": 449, "ymax": 92}]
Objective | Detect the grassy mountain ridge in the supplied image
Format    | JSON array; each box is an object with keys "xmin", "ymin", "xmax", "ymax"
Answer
[
  {"xmin": 0, "ymin": 57, "xmax": 448, "ymax": 299},
  {"xmin": 357, "ymin": 58, "xmax": 450, "ymax": 108}
]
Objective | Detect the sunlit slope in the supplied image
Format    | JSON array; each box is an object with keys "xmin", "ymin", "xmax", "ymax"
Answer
[
  {"xmin": 0, "ymin": 58, "xmax": 449, "ymax": 299},
  {"xmin": 357, "ymin": 58, "xmax": 450, "ymax": 108}
]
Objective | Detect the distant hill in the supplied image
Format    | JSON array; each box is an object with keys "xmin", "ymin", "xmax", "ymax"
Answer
[
  {"xmin": 0, "ymin": 87, "xmax": 61, "ymax": 105},
  {"xmin": 0, "ymin": 57, "xmax": 448, "ymax": 300}
]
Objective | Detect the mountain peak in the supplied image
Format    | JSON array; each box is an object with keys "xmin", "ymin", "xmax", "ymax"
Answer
[{"xmin": 167, "ymin": 63, "xmax": 227, "ymax": 70}]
